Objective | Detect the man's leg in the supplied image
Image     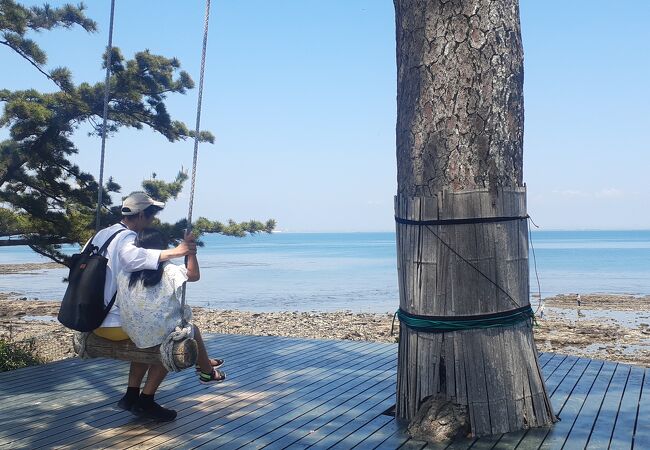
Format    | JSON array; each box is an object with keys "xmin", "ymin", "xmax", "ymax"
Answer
[
  {"xmin": 141, "ymin": 364, "xmax": 168, "ymax": 395},
  {"xmin": 129, "ymin": 362, "xmax": 149, "ymax": 387},
  {"xmin": 132, "ymin": 365, "xmax": 176, "ymax": 421},
  {"xmin": 117, "ymin": 363, "xmax": 148, "ymax": 411}
]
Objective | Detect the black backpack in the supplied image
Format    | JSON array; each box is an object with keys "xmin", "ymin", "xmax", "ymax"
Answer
[{"xmin": 57, "ymin": 227, "xmax": 127, "ymax": 331}]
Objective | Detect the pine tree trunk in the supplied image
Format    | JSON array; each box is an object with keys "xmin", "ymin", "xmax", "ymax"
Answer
[{"xmin": 394, "ymin": 0, "xmax": 556, "ymax": 439}]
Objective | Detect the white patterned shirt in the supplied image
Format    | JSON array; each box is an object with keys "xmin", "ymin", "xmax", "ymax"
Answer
[{"xmin": 116, "ymin": 262, "xmax": 192, "ymax": 348}]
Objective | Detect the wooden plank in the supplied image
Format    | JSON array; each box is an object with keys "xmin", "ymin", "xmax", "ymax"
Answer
[
  {"xmin": 0, "ymin": 352, "xmax": 110, "ymax": 382},
  {"xmin": 537, "ymin": 352, "xmax": 551, "ymax": 367},
  {"xmin": 46, "ymin": 340, "xmax": 384, "ymax": 449},
  {"xmin": 0, "ymin": 357, "xmax": 122, "ymax": 406},
  {"xmin": 539, "ymin": 353, "xmax": 569, "ymax": 378},
  {"xmin": 491, "ymin": 354, "xmax": 575, "ymax": 447},
  {"xmin": 0, "ymin": 354, "xmax": 117, "ymax": 393},
  {"xmin": 354, "ymin": 422, "xmax": 436, "ymax": 450},
  {"xmin": 504, "ymin": 327, "xmax": 526, "ymax": 431},
  {"xmin": 0, "ymin": 333, "xmax": 242, "ymax": 401},
  {"xmin": 544, "ymin": 355, "xmax": 583, "ymax": 395},
  {"xmin": 394, "ymin": 439, "xmax": 430, "ymax": 450},
  {"xmin": 280, "ymin": 385, "xmax": 397, "ymax": 448},
  {"xmin": 312, "ymin": 394, "xmax": 396, "ymax": 449},
  {"xmin": 464, "ymin": 437, "xmax": 495, "ymax": 449},
  {"xmin": 108, "ymin": 344, "xmax": 390, "ymax": 450},
  {"xmin": 558, "ymin": 360, "xmax": 617, "ymax": 449},
  {"xmin": 610, "ymin": 365, "xmax": 645, "ymax": 449},
  {"xmin": 352, "ymin": 419, "xmax": 402, "ymax": 450},
  {"xmin": 36, "ymin": 342, "xmax": 374, "ymax": 450},
  {"xmin": 395, "ymin": 438, "xmax": 429, "ymax": 449},
  {"xmin": 193, "ymin": 371, "xmax": 396, "ymax": 449},
  {"xmin": 634, "ymin": 368, "xmax": 650, "ymax": 449},
  {"xmin": 513, "ymin": 356, "xmax": 592, "ymax": 449},
  {"xmin": 3, "ymin": 339, "xmax": 304, "ymax": 445},
  {"xmin": 190, "ymin": 358, "xmax": 395, "ymax": 448},
  {"xmin": 89, "ymin": 343, "xmax": 395, "ymax": 449},
  {"xmin": 444, "ymin": 436, "xmax": 477, "ymax": 449},
  {"xmin": 0, "ymin": 335, "xmax": 265, "ymax": 422},
  {"xmin": 330, "ymin": 415, "xmax": 395, "ymax": 449},
  {"xmin": 0, "ymin": 337, "xmax": 318, "ymax": 447},
  {"xmin": 0, "ymin": 334, "xmax": 312, "ymax": 445},
  {"xmin": 125, "ymin": 364, "xmax": 395, "ymax": 450},
  {"xmin": 484, "ymin": 328, "xmax": 513, "ymax": 434},
  {"xmin": 10, "ymin": 338, "xmax": 378, "ymax": 449},
  {"xmin": 228, "ymin": 380, "xmax": 396, "ymax": 449},
  {"xmin": 7, "ymin": 329, "xmax": 648, "ymax": 450},
  {"xmin": 586, "ymin": 363, "xmax": 631, "ymax": 449},
  {"xmin": 538, "ymin": 359, "xmax": 605, "ymax": 449}
]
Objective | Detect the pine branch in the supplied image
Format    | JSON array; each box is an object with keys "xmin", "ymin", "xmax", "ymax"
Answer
[
  {"xmin": 27, "ymin": 243, "xmax": 69, "ymax": 266},
  {"xmin": 0, "ymin": 40, "xmax": 66, "ymax": 90},
  {"xmin": 0, "ymin": 237, "xmax": 73, "ymax": 247}
]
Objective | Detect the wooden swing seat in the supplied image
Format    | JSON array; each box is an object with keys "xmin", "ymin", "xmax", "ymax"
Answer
[{"xmin": 74, "ymin": 332, "xmax": 198, "ymax": 369}]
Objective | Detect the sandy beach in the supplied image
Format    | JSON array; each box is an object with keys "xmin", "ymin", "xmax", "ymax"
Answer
[{"xmin": 1, "ymin": 263, "xmax": 649, "ymax": 367}]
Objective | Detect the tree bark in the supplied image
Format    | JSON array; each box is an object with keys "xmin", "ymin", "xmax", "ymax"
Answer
[
  {"xmin": 394, "ymin": 0, "xmax": 555, "ymax": 439},
  {"xmin": 395, "ymin": 0, "xmax": 523, "ymax": 195}
]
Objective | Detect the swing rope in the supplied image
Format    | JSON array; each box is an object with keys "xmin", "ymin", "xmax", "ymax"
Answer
[
  {"xmin": 95, "ymin": 0, "xmax": 116, "ymax": 231},
  {"xmin": 180, "ymin": 0, "xmax": 212, "ymax": 322}
]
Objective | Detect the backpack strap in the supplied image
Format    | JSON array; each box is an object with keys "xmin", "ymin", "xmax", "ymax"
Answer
[
  {"xmin": 101, "ymin": 224, "xmax": 128, "ymax": 316},
  {"xmin": 85, "ymin": 223, "xmax": 127, "ymax": 254},
  {"xmin": 97, "ymin": 227, "xmax": 128, "ymax": 256},
  {"xmin": 104, "ymin": 291, "xmax": 118, "ymax": 316}
]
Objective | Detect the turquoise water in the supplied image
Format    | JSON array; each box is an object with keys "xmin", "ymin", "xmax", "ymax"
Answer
[{"xmin": 0, "ymin": 231, "xmax": 648, "ymax": 312}]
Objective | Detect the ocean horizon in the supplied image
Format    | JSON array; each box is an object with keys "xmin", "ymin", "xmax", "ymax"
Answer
[{"xmin": 1, "ymin": 230, "xmax": 648, "ymax": 313}]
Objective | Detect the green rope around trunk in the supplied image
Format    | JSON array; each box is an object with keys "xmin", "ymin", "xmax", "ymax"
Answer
[{"xmin": 395, "ymin": 304, "xmax": 535, "ymax": 333}]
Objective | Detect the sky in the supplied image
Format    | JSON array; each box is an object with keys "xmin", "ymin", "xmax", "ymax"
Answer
[{"xmin": 1, "ymin": 0, "xmax": 648, "ymax": 232}]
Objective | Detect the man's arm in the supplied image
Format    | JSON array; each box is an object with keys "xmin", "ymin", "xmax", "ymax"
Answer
[
  {"xmin": 118, "ymin": 238, "xmax": 162, "ymax": 272},
  {"xmin": 119, "ymin": 232, "xmax": 197, "ymax": 272}
]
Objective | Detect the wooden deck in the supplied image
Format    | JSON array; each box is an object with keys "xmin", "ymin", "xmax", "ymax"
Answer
[{"xmin": 0, "ymin": 334, "xmax": 647, "ymax": 449}]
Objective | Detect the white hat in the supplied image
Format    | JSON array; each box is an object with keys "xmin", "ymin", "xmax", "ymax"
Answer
[{"xmin": 121, "ymin": 192, "xmax": 165, "ymax": 216}]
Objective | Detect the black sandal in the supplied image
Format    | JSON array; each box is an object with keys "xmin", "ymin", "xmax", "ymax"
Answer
[
  {"xmin": 195, "ymin": 358, "xmax": 225, "ymax": 372},
  {"xmin": 199, "ymin": 368, "xmax": 226, "ymax": 385}
]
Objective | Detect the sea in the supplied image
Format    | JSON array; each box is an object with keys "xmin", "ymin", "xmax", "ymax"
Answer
[{"xmin": 0, "ymin": 231, "xmax": 648, "ymax": 313}]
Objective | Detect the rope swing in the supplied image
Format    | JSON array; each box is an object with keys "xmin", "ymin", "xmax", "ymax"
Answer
[
  {"xmin": 95, "ymin": 0, "xmax": 116, "ymax": 231},
  {"xmin": 180, "ymin": 0, "xmax": 212, "ymax": 325},
  {"xmin": 77, "ymin": 0, "xmax": 213, "ymax": 372}
]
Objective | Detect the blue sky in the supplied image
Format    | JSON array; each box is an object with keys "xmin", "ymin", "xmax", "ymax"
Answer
[{"xmin": 2, "ymin": 1, "xmax": 648, "ymax": 231}]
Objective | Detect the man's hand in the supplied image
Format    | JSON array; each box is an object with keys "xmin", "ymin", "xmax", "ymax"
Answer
[
  {"xmin": 176, "ymin": 232, "xmax": 197, "ymax": 256},
  {"xmin": 175, "ymin": 233, "xmax": 196, "ymax": 257},
  {"xmin": 160, "ymin": 232, "xmax": 197, "ymax": 261}
]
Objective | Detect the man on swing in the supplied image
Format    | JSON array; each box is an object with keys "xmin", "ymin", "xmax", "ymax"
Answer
[{"xmin": 92, "ymin": 191, "xmax": 214, "ymax": 421}]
